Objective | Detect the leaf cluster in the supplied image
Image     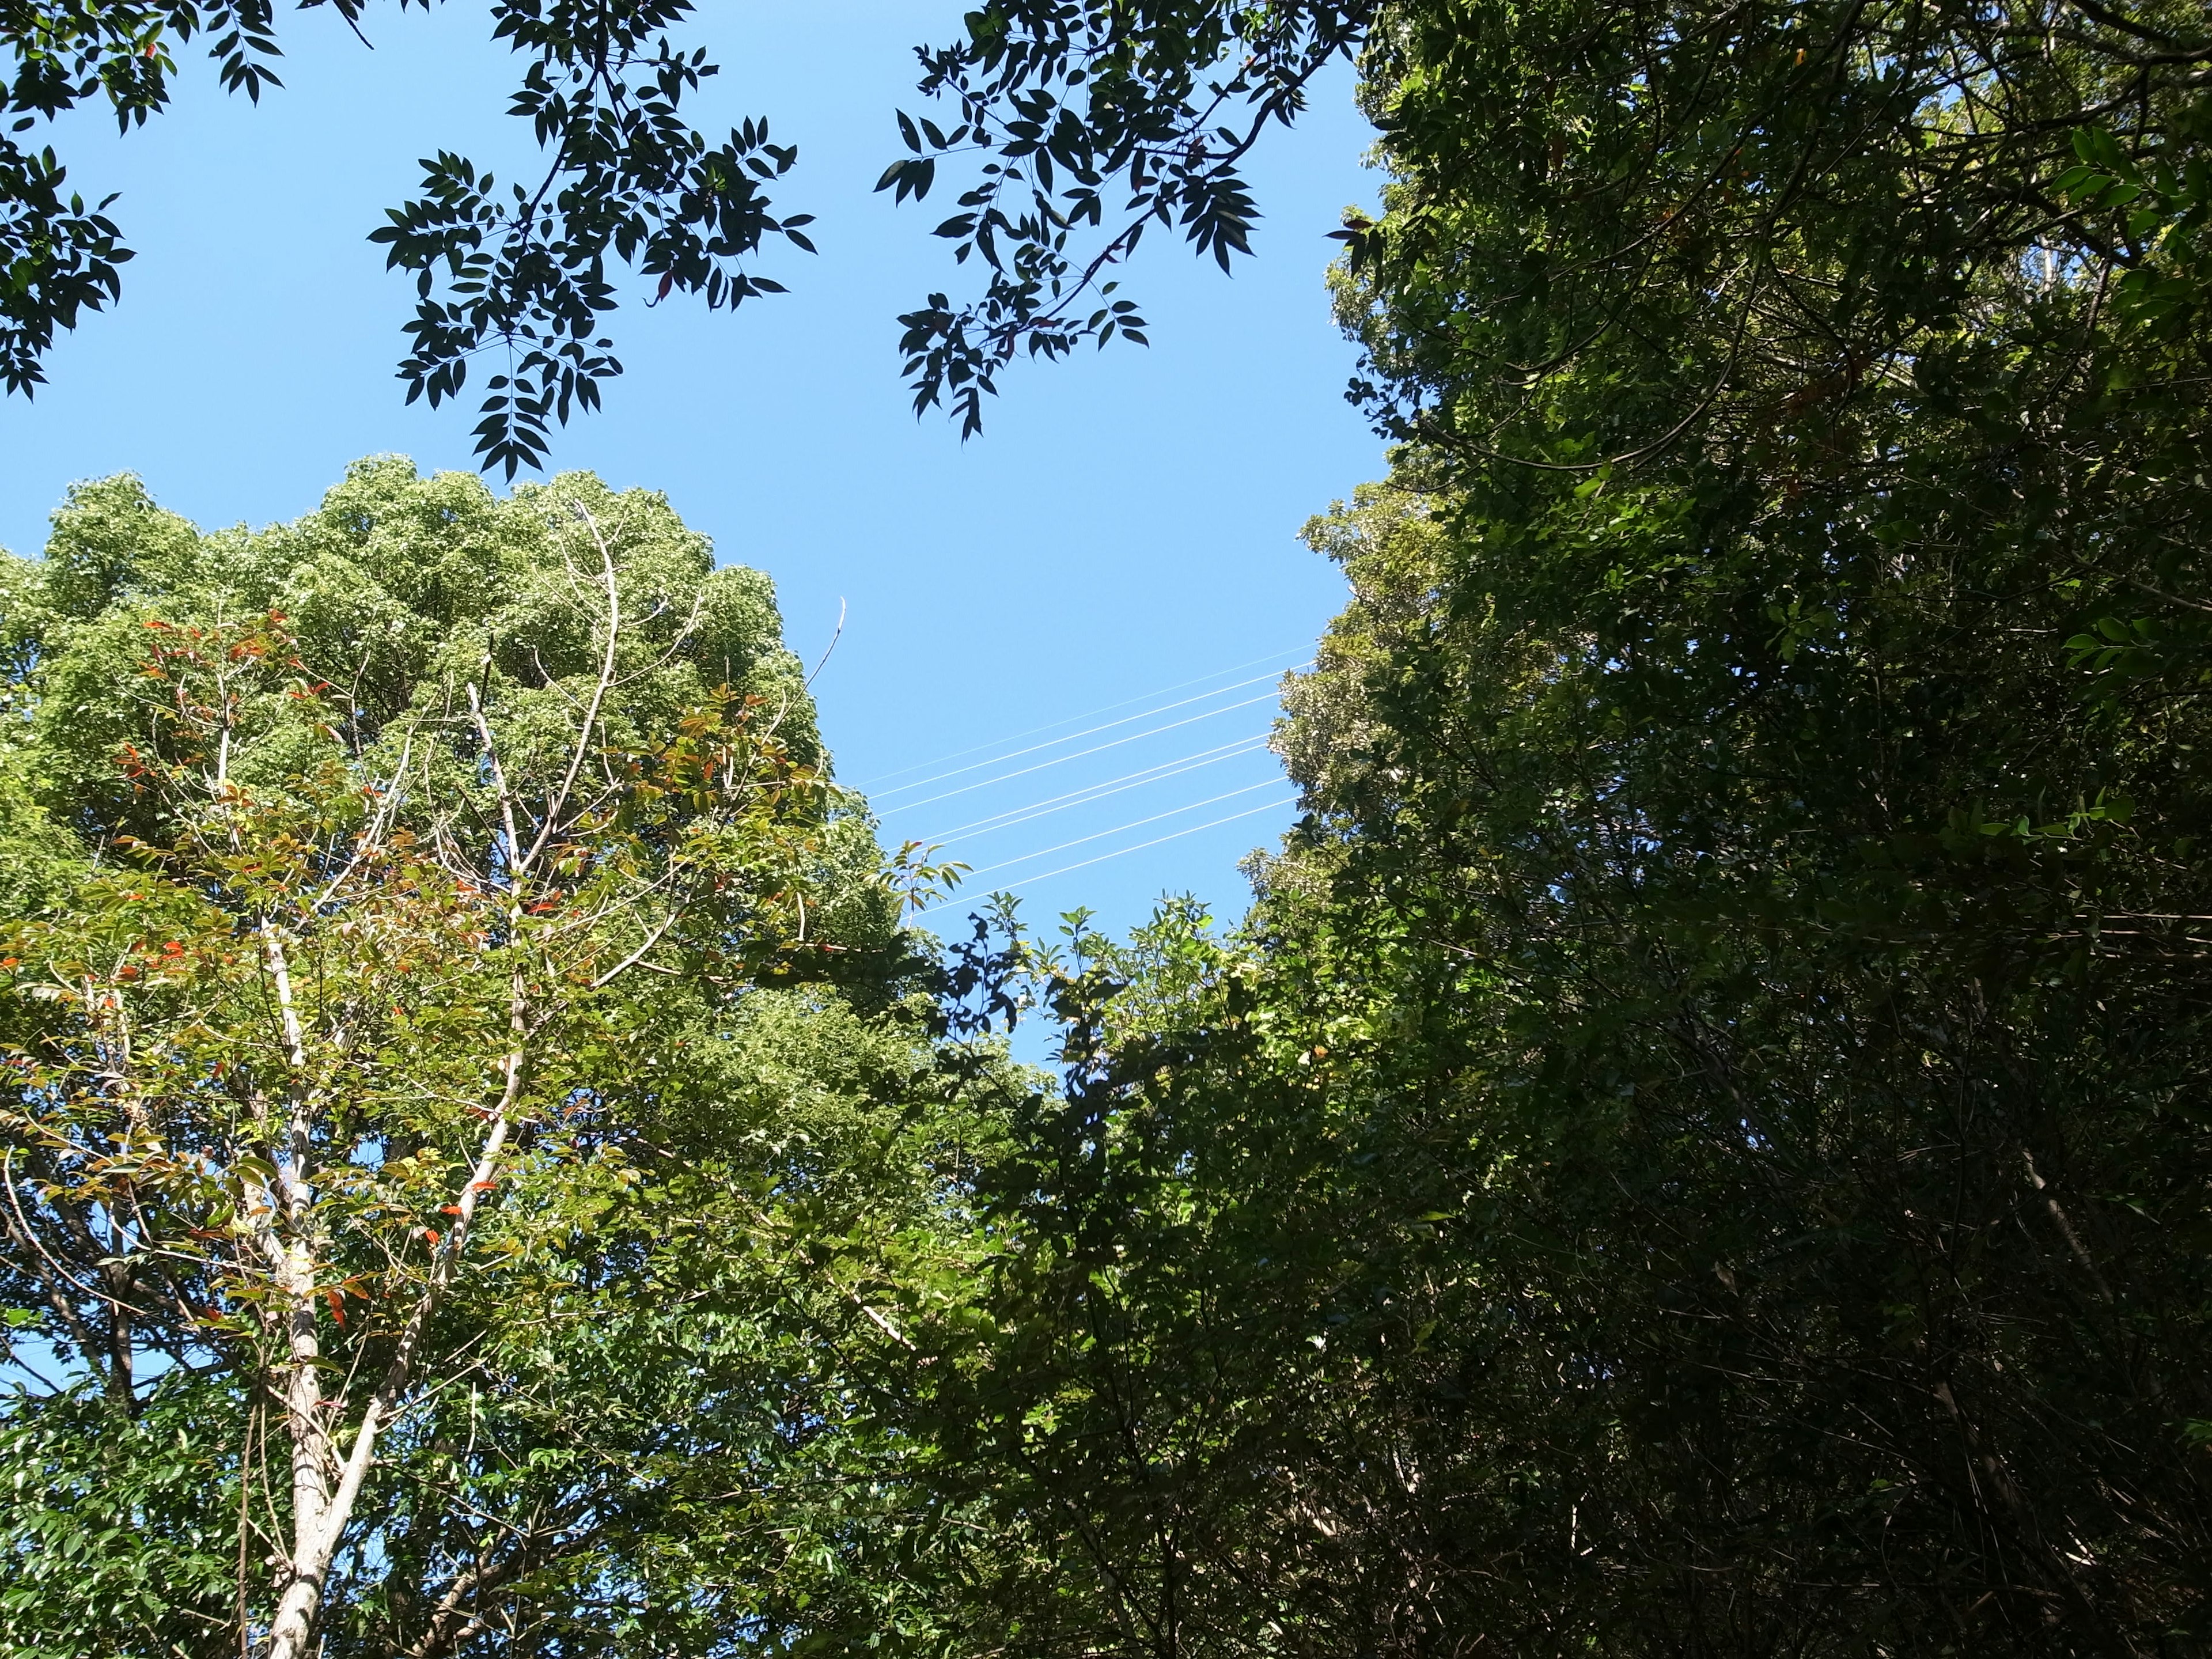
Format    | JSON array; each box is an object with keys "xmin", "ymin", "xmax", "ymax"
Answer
[
  {"xmin": 880, "ymin": 1, "xmax": 2212, "ymax": 1653},
  {"xmin": 884, "ymin": 0, "xmax": 1368, "ymax": 434},
  {"xmin": 0, "ymin": 0, "xmax": 814, "ymax": 474}
]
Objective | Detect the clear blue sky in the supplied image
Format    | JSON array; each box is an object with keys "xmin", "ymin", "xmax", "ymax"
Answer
[{"xmin": 0, "ymin": 1, "xmax": 1384, "ymax": 944}]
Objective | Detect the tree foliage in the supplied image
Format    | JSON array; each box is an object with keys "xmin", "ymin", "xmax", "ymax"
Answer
[
  {"xmin": 880, "ymin": 0, "xmax": 1366, "ymax": 435},
  {"xmin": 884, "ymin": 0, "xmax": 2212, "ymax": 1653},
  {"xmin": 1, "ymin": 0, "xmax": 815, "ymax": 475},
  {"xmin": 11, "ymin": 0, "xmax": 2212, "ymax": 1653},
  {"xmin": 0, "ymin": 460, "xmax": 992, "ymax": 1659},
  {"xmin": 16, "ymin": 0, "xmax": 1346, "ymax": 462}
]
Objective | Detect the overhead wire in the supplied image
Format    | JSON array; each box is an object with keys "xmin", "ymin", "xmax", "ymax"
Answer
[
  {"xmin": 872, "ymin": 650, "xmax": 1315, "ymax": 921},
  {"xmin": 880, "ymin": 690, "xmax": 1287, "ymax": 815},
  {"xmin": 870, "ymin": 665, "xmax": 1308, "ymax": 801},
  {"xmin": 918, "ymin": 733, "xmax": 1274, "ymax": 844},
  {"xmin": 918, "ymin": 796, "xmax": 1301, "ymax": 915},
  {"xmin": 947, "ymin": 779, "xmax": 1288, "ymax": 884},
  {"xmin": 853, "ymin": 645, "xmax": 1310, "ymax": 790}
]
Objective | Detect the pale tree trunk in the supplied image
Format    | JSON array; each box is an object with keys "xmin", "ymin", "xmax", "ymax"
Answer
[
  {"xmin": 261, "ymin": 514, "xmax": 618, "ymax": 1659},
  {"xmin": 261, "ymin": 922, "xmax": 335, "ymax": 1659},
  {"xmin": 261, "ymin": 906, "xmax": 529, "ymax": 1659},
  {"xmin": 262, "ymin": 1089, "xmax": 520, "ymax": 1659},
  {"xmin": 265, "ymin": 1236, "xmax": 331, "ymax": 1659}
]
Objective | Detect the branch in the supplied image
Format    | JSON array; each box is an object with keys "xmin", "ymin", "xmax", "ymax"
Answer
[
  {"xmin": 521, "ymin": 506, "xmax": 623, "ymax": 879},
  {"xmin": 805, "ymin": 597, "xmax": 846, "ymax": 688},
  {"xmin": 589, "ymin": 910, "xmax": 681, "ymax": 990},
  {"xmin": 464, "ymin": 677, "xmax": 525, "ymax": 895},
  {"xmin": 0, "ymin": 1147, "xmax": 110, "ymax": 1358}
]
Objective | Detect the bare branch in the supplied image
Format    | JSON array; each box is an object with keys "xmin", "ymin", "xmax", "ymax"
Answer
[{"xmin": 521, "ymin": 506, "xmax": 624, "ymax": 880}]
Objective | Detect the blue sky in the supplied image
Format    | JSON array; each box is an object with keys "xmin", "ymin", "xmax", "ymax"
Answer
[{"xmin": 1, "ymin": 0, "xmax": 1384, "ymax": 943}]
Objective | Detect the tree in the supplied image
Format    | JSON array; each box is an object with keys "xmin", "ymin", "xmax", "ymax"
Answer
[
  {"xmin": 888, "ymin": 0, "xmax": 2212, "ymax": 1652},
  {"xmin": 912, "ymin": 453, "xmax": 2212, "ymax": 1651},
  {"xmin": 0, "ymin": 459, "xmax": 978, "ymax": 1658}
]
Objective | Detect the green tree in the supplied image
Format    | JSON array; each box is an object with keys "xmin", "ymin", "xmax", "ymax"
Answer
[
  {"xmin": 0, "ymin": 460, "xmax": 980, "ymax": 1658},
  {"xmin": 889, "ymin": 0, "xmax": 2212, "ymax": 1652},
  {"xmin": 915, "ymin": 455, "xmax": 2212, "ymax": 1653}
]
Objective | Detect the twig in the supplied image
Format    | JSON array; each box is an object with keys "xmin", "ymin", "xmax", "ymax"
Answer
[{"xmin": 806, "ymin": 598, "xmax": 847, "ymax": 688}]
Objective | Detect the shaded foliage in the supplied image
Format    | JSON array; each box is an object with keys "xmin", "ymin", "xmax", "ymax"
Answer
[{"xmin": 888, "ymin": 0, "xmax": 2212, "ymax": 1654}]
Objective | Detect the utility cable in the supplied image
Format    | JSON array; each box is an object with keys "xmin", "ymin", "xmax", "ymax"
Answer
[
  {"xmin": 948, "ymin": 779, "xmax": 1287, "ymax": 883},
  {"xmin": 881, "ymin": 691, "xmax": 1285, "ymax": 815},
  {"xmin": 920, "ymin": 734, "xmax": 1272, "ymax": 844},
  {"xmin": 871, "ymin": 666, "xmax": 1306, "ymax": 801},
  {"xmin": 855, "ymin": 645, "xmax": 1309, "ymax": 790},
  {"xmin": 919, "ymin": 796, "xmax": 1300, "ymax": 914}
]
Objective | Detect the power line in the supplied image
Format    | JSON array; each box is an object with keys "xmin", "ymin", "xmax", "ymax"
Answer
[
  {"xmin": 949, "ymin": 779, "xmax": 1287, "ymax": 883},
  {"xmin": 919, "ymin": 734, "xmax": 1272, "ymax": 844},
  {"xmin": 880, "ymin": 690, "xmax": 1286, "ymax": 815},
  {"xmin": 918, "ymin": 796, "xmax": 1300, "ymax": 915},
  {"xmin": 853, "ymin": 645, "xmax": 1310, "ymax": 790},
  {"xmin": 870, "ymin": 665, "xmax": 1307, "ymax": 801}
]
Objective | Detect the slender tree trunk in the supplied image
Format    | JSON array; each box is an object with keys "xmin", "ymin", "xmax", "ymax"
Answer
[
  {"xmin": 103, "ymin": 1258, "xmax": 135, "ymax": 1413},
  {"xmin": 263, "ymin": 922, "xmax": 335, "ymax": 1659},
  {"xmin": 266, "ymin": 1234, "xmax": 332, "ymax": 1659},
  {"xmin": 263, "ymin": 542, "xmax": 600, "ymax": 1658}
]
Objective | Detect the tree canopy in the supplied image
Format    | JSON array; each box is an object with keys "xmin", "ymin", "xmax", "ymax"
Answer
[
  {"xmin": 8, "ymin": 0, "xmax": 2212, "ymax": 1653},
  {"xmin": 867, "ymin": 0, "xmax": 2212, "ymax": 1650},
  {"xmin": 0, "ymin": 459, "xmax": 1007, "ymax": 1658},
  {"xmin": 2, "ymin": 0, "xmax": 815, "ymax": 476}
]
